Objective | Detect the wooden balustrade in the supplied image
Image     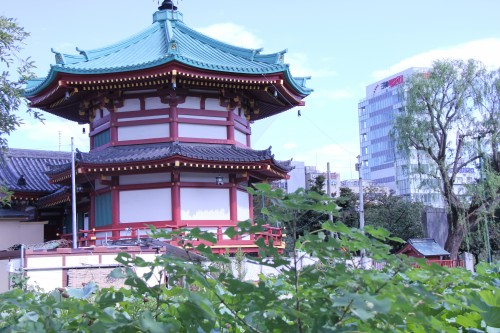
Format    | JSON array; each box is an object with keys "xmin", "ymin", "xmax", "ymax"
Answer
[{"xmin": 58, "ymin": 224, "xmax": 285, "ymax": 254}]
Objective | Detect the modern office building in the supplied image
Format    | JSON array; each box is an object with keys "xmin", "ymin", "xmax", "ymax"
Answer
[{"xmin": 358, "ymin": 68, "xmax": 445, "ymax": 207}]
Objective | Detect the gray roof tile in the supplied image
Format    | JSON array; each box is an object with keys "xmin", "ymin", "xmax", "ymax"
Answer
[
  {"xmin": 0, "ymin": 149, "xmax": 71, "ymax": 193},
  {"xmin": 48, "ymin": 142, "xmax": 291, "ymax": 174}
]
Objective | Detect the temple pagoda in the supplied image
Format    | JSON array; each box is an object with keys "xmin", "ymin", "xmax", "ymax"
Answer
[{"xmin": 24, "ymin": 1, "xmax": 311, "ymax": 253}]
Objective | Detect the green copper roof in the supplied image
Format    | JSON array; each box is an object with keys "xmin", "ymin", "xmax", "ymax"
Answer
[{"xmin": 26, "ymin": 7, "xmax": 311, "ymax": 96}]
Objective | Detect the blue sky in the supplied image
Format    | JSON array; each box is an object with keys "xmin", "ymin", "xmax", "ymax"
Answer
[{"xmin": 2, "ymin": 0, "xmax": 500, "ymax": 179}]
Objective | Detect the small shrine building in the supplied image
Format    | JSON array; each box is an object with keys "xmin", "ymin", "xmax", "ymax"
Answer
[{"xmin": 23, "ymin": 1, "xmax": 311, "ymax": 254}]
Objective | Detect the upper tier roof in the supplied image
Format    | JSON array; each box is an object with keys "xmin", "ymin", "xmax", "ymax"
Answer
[{"xmin": 25, "ymin": 4, "xmax": 311, "ymax": 97}]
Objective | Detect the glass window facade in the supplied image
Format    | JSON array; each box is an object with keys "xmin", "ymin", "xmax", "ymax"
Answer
[{"xmin": 358, "ymin": 68, "xmax": 444, "ymax": 207}]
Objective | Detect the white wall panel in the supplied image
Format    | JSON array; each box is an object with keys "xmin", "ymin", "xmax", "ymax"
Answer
[
  {"xmin": 181, "ymin": 96, "xmax": 201, "ymax": 109},
  {"xmin": 181, "ymin": 188, "xmax": 229, "ymax": 220},
  {"xmin": 179, "ymin": 123, "xmax": 226, "ymax": 140},
  {"xmin": 235, "ymin": 129, "xmax": 247, "ymax": 146},
  {"xmin": 120, "ymin": 188, "xmax": 172, "ymax": 223},
  {"xmin": 179, "ymin": 115, "xmax": 224, "ymax": 120},
  {"xmin": 120, "ymin": 173, "xmax": 171, "ymax": 185},
  {"xmin": 117, "ymin": 98, "xmax": 141, "ymax": 112},
  {"xmin": 205, "ymin": 98, "xmax": 226, "ymax": 111},
  {"xmin": 118, "ymin": 115, "xmax": 169, "ymax": 122},
  {"xmin": 180, "ymin": 172, "xmax": 228, "ymax": 183},
  {"xmin": 118, "ymin": 123, "xmax": 169, "ymax": 141},
  {"xmin": 145, "ymin": 97, "xmax": 164, "ymax": 109},
  {"xmin": 237, "ymin": 190, "xmax": 250, "ymax": 221}
]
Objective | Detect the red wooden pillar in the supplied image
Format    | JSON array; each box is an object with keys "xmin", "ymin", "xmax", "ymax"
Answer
[
  {"xmin": 111, "ymin": 176, "xmax": 120, "ymax": 238},
  {"xmin": 171, "ymin": 171, "xmax": 181, "ymax": 227},
  {"xmin": 169, "ymin": 94, "xmax": 178, "ymax": 141},
  {"xmin": 229, "ymin": 174, "xmax": 238, "ymax": 241},
  {"xmin": 227, "ymin": 110, "xmax": 235, "ymax": 144}
]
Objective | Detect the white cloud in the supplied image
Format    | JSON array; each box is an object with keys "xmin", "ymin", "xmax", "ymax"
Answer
[
  {"xmin": 195, "ymin": 23, "xmax": 263, "ymax": 49},
  {"xmin": 283, "ymin": 142, "xmax": 298, "ymax": 150},
  {"xmin": 286, "ymin": 53, "xmax": 337, "ymax": 78},
  {"xmin": 195, "ymin": 24, "xmax": 335, "ymax": 79},
  {"xmin": 373, "ymin": 38, "xmax": 500, "ymax": 80},
  {"xmin": 313, "ymin": 88, "xmax": 354, "ymax": 101}
]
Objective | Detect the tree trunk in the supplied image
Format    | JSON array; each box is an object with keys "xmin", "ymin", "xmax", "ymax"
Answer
[{"xmin": 444, "ymin": 221, "xmax": 464, "ymax": 260}]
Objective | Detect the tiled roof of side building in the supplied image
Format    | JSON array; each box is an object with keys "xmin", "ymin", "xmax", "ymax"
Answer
[
  {"xmin": 47, "ymin": 142, "xmax": 292, "ymax": 175},
  {"xmin": 408, "ymin": 238, "xmax": 450, "ymax": 257},
  {"xmin": 25, "ymin": 6, "xmax": 311, "ymax": 97},
  {"xmin": 0, "ymin": 148, "xmax": 71, "ymax": 193}
]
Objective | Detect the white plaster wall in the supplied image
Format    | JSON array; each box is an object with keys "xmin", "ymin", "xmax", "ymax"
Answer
[
  {"xmin": 180, "ymin": 172, "xmax": 228, "ymax": 183},
  {"xmin": 118, "ymin": 123, "xmax": 169, "ymax": 141},
  {"xmin": 180, "ymin": 188, "xmax": 230, "ymax": 220},
  {"xmin": 205, "ymin": 98, "xmax": 226, "ymax": 111},
  {"xmin": 26, "ymin": 256, "xmax": 63, "ymax": 292},
  {"xmin": 237, "ymin": 190, "xmax": 250, "ymax": 222},
  {"xmin": 120, "ymin": 173, "xmax": 171, "ymax": 185},
  {"xmin": 117, "ymin": 98, "xmax": 141, "ymax": 112},
  {"xmin": 178, "ymin": 123, "xmax": 226, "ymax": 140},
  {"xmin": 235, "ymin": 129, "xmax": 247, "ymax": 146},
  {"xmin": 118, "ymin": 115, "xmax": 169, "ymax": 122},
  {"xmin": 0, "ymin": 221, "xmax": 47, "ymax": 250},
  {"xmin": 120, "ymin": 188, "xmax": 172, "ymax": 223},
  {"xmin": 181, "ymin": 96, "xmax": 201, "ymax": 109},
  {"xmin": 145, "ymin": 97, "xmax": 164, "ymax": 109},
  {"xmin": 179, "ymin": 115, "xmax": 224, "ymax": 121},
  {"xmin": 65, "ymin": 255, "xmax": 100, "ymax": 266}
]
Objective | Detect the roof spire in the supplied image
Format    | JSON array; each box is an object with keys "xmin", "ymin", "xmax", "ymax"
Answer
[{"xmin": 158, "ymin": 0, "xmax": 177, "ymax": 11}]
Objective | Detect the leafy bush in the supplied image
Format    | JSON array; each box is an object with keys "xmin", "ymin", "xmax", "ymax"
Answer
[{"xmin": 0, "ymin": 184, "xmax": 499, "ymax": 332}]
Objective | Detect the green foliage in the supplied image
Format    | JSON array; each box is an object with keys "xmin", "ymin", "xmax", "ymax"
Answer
[
  {"xmin": 364, "ymin": 191, "xmax": 424, "ymax": 247},
  {"xmin": 0, "ymin": 16, "xmax": 43, "ymax": 149},
  {"xmin": 1, "ymin": 186, "xmax": 499, "ymax": 332},
  {"xmin": 334, "ymin": 187, "xmax": 359, "ymax": 228}
]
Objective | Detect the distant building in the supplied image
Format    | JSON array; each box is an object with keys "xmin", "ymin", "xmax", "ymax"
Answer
[
  {"xmin": 358, "ymin": 68, "xmax": 445, "ymax": 207},
  {"xmin": 274, "ymin": 163, "xmax": 341, "ymax": 196},
  {"xmin": 340, "ymin": 179, "xmax": 390, "ymax": 196},
  {"xmin": 305, "ymin": 166, "xmax": 340, "ymax": 197}
]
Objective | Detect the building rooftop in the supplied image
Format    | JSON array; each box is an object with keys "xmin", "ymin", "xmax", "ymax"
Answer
[
  {"xmin": 47, "ymin": 142, "xmax": 293, "ymax": 175},
  {"xmin": 25, "ymin": 1, "xmax": 311, "ymax": 97},
  {"xmin": 0, "ymin": 148, "xmax": 70, "ymax": 194},
  {"xmin": 407, "ymin": 238, "xmax": 450, "ymax": 257}
]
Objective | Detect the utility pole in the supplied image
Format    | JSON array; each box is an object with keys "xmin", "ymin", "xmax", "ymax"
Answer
[
  {"xmin": 356, "ymin": 156, "xmax": 366, "ymax": 266},
  {"xmin": 71, "ymin": 137, "xmax": 78, "ymax": 249},
  {"xmin": 327, "ymin": 163, "xmax": 334, "ymax": 237},
  {"xmin": 356, "ymin": 156, "xmax": 365, "ymax": 232}
]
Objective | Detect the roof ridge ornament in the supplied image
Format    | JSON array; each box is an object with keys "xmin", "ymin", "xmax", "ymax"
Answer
[{"xmin": 158, "ymin": 0, "xmax": 177, "ymax": 11}]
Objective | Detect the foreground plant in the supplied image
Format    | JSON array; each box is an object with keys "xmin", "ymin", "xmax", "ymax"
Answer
[{"xmin": 0, "ymin": 185, "xmax": 498, "ymax": 332}]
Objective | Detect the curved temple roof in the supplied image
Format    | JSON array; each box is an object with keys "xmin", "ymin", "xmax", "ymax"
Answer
[
  {"xmin": 46, "ymin": 142, "xmax": 292, "ymax": 176},
  {"xmin": 26, "ymin": 5, "xmax": 311, "ymax": 98},
  {"xmin": 0, "ymin": 148, "xmax": 71, "ymax": 194}
]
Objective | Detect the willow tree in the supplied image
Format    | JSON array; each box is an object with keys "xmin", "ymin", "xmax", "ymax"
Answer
[{"xmin": 393, "ymin": 59, "xmax": 500, "ymax": 259}]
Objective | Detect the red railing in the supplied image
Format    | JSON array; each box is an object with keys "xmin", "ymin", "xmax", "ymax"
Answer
[
  {"xmin": 425, "ymin": 259, "xmax": 464, "ymax": 268},
  {"xmin": 59, "ymin": 224, "xmax": 284, "ymax": 254}
]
